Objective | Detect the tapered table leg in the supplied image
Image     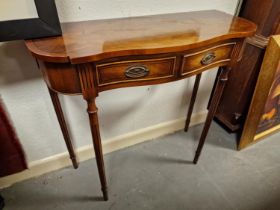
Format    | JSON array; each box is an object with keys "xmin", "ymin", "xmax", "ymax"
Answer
[
  {"xmin": 193, "ymin": 40, "xmax": 244, "ymax": 163},
  {"xmin": 193, "ymin": 67, "xmax": 230, "ymax": 164},
  {"xmin": 207, "ymin": 68, "xmax": 222, "ymax": 109},
  {"xmin": 48, "ymin": 87, "xmax": 78, "ymax": 169},
  {"xmin": 86, "ymin": 100, "xmax": 108, "ymax": 201},
  {"xmin": 78, "ymin": 64, "xmax": 108, "ymax": 200},
  {"xmin": 184, "ymin": 73, "xmax": 202, "ymax": 132}
]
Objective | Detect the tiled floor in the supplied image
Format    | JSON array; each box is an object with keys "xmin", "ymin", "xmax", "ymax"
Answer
[{"xmin": 2, "ymin": 122, "xmax": 280, "ymax": 210}]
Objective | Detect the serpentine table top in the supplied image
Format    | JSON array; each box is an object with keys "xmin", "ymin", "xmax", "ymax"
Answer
[{"xmin": 26, "ymin": 10, "xmax": 256, "ymax": 64}]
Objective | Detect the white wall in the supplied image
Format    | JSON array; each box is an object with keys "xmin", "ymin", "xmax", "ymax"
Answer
[
  {"xmin": 0, "ymin": 0, "xmax": 239, "ymax": 163},
  {"xmin": 0, "ymin": 0, "xmax": 38, "ymax": 21}
]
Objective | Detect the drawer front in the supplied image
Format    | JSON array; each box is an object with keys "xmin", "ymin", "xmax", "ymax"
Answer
[
  {"xmin": 181, "ymin": 42, "xmax": 235, "ymax": 76},
  {"xmin": 96, "ymin": 57, "xmax": 176, "ymax": 86}
]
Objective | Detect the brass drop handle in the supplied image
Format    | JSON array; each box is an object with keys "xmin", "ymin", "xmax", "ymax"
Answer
[
  {"xmin": 201, "ymin": 52, "xmax": 216, "ymax": 65},
  {"xmin": 125, "ymin": 65, "xmax": 150, "ymax": 78}
]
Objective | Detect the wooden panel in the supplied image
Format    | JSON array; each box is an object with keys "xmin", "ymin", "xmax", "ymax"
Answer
[
  {"xmin": 215, "ymin": 44, "xmax": 265, "ymax": 130},
  {"xmin": 96, "ymin": 57, "xmax": 176, "ymax": 87},
  {"xmin": 39, "ymin": 61, "xmax": 81, "ymax": 94},
  {"xmin": 214, "ymin": 0, "xmax": 280, "ymax": 131},
  {"xmin": 181, "ymin": 43, "xmax": 234, "ymax": 76},
  {"xmin": 240, "ymin": 0, "xmax": 280, "ymax": 37},
  {"xmin": 239, "ymin": 36, "xmax": 280, "ymax": 149}
]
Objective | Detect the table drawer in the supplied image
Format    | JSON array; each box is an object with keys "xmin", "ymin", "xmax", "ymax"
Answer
[
  {"xmin": 96, "ymin": 57, "xmax": 176, "ymax": 86},
  {"xmin": 181, "ymin": 42, "xmax": 235, "ymax": 76}
]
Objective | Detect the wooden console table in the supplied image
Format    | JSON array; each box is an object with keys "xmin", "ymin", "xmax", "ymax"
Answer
[{"xmin": 25, "ymin": 10, "xmax": 256, "ymax": 200}]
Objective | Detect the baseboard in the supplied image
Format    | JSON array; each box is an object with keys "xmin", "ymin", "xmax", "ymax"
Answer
[{"xmin": 0, "ymin": 111, "xmax": 207, "ymax": 189}]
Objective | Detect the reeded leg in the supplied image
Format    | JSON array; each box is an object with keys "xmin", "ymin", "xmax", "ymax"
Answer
[
  {"xmin": 78, "ymin": 64, "xmax": 108, "ymax": 200},
  {"xmin": 48, "ymin": 87, "xmax": 78, "ymax": 169},
  {"xmin": 193, "ymin": 67, "xmax": 230, "ymax": 164},
  {"xmin": 86, "ymin": 100, "xmax": 108, "ymax": 201},
  {"xmin": 184, "ymin": 73, "xmax": 202, "ymax": 132}
]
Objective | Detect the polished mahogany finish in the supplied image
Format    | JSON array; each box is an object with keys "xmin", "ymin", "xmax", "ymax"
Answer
[
  {"xmin": 25, "ymin": 10, "xmax": 256, "ymax": 200},
  {"xmin": 185, "ymin": 73, "xmax": 201, "ymax": 132},
  {"xmin": 47, "ymin": 88, "xmax": 78, "ymax": 169},
  {"xmin": 26, "ymin": 10, "xmax": 255, "ymax": 64},
  {"xmin": 96, "ymin": 56, "xmax": 176, "ymax": 87}
]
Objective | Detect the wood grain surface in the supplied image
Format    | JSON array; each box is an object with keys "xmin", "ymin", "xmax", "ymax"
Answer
[{"xmin": 25, "ymin": 10, "xmax": 256, "ymax": 64}]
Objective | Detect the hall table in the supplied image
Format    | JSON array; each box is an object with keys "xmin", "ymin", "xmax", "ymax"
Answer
[{"xmin": 25, "ymin": 10, "xmax": 256, "ymax": 200}]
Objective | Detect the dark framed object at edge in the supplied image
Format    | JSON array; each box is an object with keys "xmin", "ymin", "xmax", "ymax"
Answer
[
  {"xmin": 239, "ymin": 36, "xmax": 280, "ymax": 149},
  {"xmin": 0, "ymin": 0, "xmax": 61, "ymax": 42}
]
